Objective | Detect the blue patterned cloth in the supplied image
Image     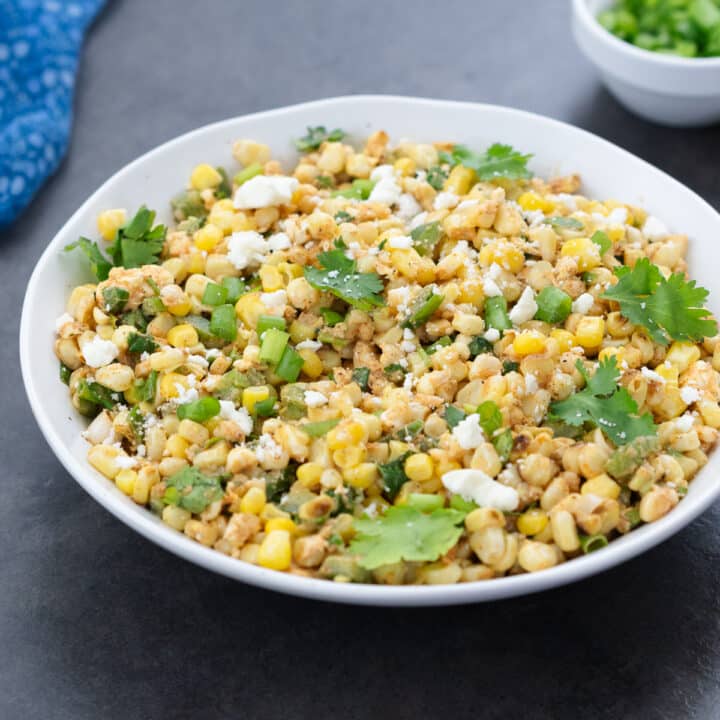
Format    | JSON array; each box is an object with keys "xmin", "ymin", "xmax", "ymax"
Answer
[{"xmin": 0, "ymin": 0, "xmax": 104, "ymax": 226}]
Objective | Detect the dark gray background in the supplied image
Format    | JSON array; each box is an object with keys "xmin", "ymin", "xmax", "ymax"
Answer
[{"xmin": 2, "ymin": 1, "xmax": 720, "ymax": 718}]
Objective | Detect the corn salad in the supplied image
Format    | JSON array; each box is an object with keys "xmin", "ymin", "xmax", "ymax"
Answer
[{"xmin": 55, "ymin": 126, "xmax": 720, "ymax": 585}]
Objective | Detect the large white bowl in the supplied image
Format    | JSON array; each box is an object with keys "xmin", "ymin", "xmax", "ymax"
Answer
[
  {"xmin": 573, "ymin": 0, "xmax": 720, "ymax": 126},
  {"xmin": 20, "ymin": 95, "xmax": 720, "ymax": 606}
]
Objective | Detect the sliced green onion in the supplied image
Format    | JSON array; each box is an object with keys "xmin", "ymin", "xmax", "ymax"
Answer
[
  {"xmin": 484, "ymin": 296, "xmax": 511, "ymax": 332},
  {"xmin": 449, "ymin": 494, "xmax": 477, "ymax": 513},
  {"xmin": 275, "ymin": 346, "xmax": 304, "ymax": 382},
  {"xmin": 59, "ymin": 362, "xmax": 72, "ymax": 385},
  {"xmin": 332, "ymin": 178, "xmax": 375, "ymax": 199},
  {"xmin": 254, "ymin": 397, "xmax": 276, "ymax": 417},
  {"xmin": 221, "ymin": 277, "xmax": 247, "ymax": 304},
  {"xmin": 320, "ymin": 307, "xmax": 344, "ymax": 326},
  {"xmin": 580, "ymin": 534, "xmax": 609, "ymax": 554},
  {"xmin": 202, "ymin": 282, "xmax": 228, "ymax": 307},
  {"xmin": 233, "ymin": 163, "xmax": 263, "ymax": 186},
  {"xmin": 426, "ymin": 336, "xmax": 453, "ymax": 355},
  {"xmin": 301, "ymin": 418, "xmax": 341, "ymax": 437},
  {"xmin": 77, "ymin": 380, "xmax": 117, "ymax": 410},
  {"xmin": 259, "ymin": 328, "xmax": 290, "ymax": 364},
  {"xmin": 403, "ymin": 288, "xmax": 444, "ymax": 328},
  {"xmin": 209, "ymin": 304, "xmax": 237, "ymax": 342},
  {"xmin": 257, "ymin": 314, "xmax": 287, "ymax": 335},
  {"xmin": 142, "ymin": 296, "xmax": 166, "ymax": 317},
  {"xmin": 534, "ymin": 286, "xmax": 572, "ymax": 324},
  {"xmin": 177, "ymin": 396, "xmax": 221, "ymax": 422},
  {"xmin": 406, "ymin": 493, "xmax": 444, "ymax": 513}
]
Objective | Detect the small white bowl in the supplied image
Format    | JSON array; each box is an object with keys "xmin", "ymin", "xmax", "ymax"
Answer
[
  {"xmin": 573, "ymin": 0, "xmax": 720, "ymax": 126},
  {"xmin": 19, "ymin": 96, "xmax": 720, "ymax": 605}
]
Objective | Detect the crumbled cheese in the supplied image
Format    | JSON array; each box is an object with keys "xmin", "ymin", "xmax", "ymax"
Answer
[
  {"xmin": 55, "ymin": 313, "xmax": 74, "ymax": 332},
  {"xmin": 641, "ymin": 367, "xmax": 666, "ymax": 384},
  {"xmin": 370, "ymin": 164, "xmax": 395, "ymax": 182},
  {"xmin": 456, "ymin": 199, "xmax": 479, "ymax": 210},
  {"xmin": 607, "ymin": 207, "xmax": 628, "ymax": 226},
  {"xmin": 260, "ymin": 289, "xmax": 287, "ymax": 308},
  {"xmin": 441, "ymin": 469, "xmax": 519, "ymax": 511},
  {"xmin": 304, "ymin": 390, "xmax": 328, "ymax": 408},
  {"xmin": 400, "ymin": 341, "xmax": 416, "ymax": 353},
  {"xmin": 187, "ymin": 354, "xmax": 209, "ymax": 368},
  {"xmin": 136, "ymin": 444, "xmax": 146, "ymax": 457},
  {"xmin": 295, "ymin": 339, "xmax": 322, "ymax": 351},
  {"xmin": 509, "ymin": 286, "xmax": 538, "ymax": 325},
  {"xmin": 433, "ymin": 191, "xmax": 459, "ymax": 211},
  {"xmin": 364, "ymin": 501, "xmax": 378, "ymax": 518},
  {"xmin": 484, "ymin": 328, "xmax": 500, "ymax": 342},
  {"xmin": 403, "ymin": 328, "xmax": 415, "ymax": 341},
  {"xmin": 483, "ymin": 278, "xmax": 503, "ymax": 297},
  {"xmin": 268, "ymin": 232, "xmax": 291, "ymax": 251},
  {"xmin": 81, "ymin": 336, "xmax": 119, "ymax": 368},
  {"xmin": 403, "ymin": 372, "xmax": 415, "ymax": 392},
  {"xmin": 642, "ymin": 215, "xmax": 669, "ymax": 241},
  {"xmin": 452, "ymin": 413, "xmax": 485, "ymax": 450},
  {"xmin": 227, "ymin": 231, "xmax": 269, "ymax": 270},
  {"xmin": 388, "ymin": 235, "xmax": 413, "ymax": 250},
  {"xmin": 675, "ymin": 414, "xmax": 695, "ymax": 432},
  {"xmin": 523, "ymin": 209, "xmax": 545, "ymax": 226},
  {"xmin": 397, "ymin": 193, "xmax": 422, "ymax": 221},
  {"xmin": 487, "ymin": 263, "xmax": 502, "ymax": 280},
  {"xmin": 408, "ymin": 211, "xmax": 428, "ymax": 230},
  {"xmin": 233, "ymin": 175, "xmax": 298, "ymax": 209},
  {"xmin": 255, "ymin": 433, "xmax": 283, "ymax": 463},
  {"xmin": 219, "ymin": 400, "xmax": 253, "ymax": 434},
  {"xmin": 680, "ymin": 386, "xmax": 700, "ymax": 404},
  {"xmin": 525, "ymin": 373, "xmax": 539, "ymax": 394},
  {"xmin": 368, "ymin": 177, "xmax": 402, "ymax": 206},
  {"xmin": 175, "ymin": 385, "xmax": 199, "ymax": 404},
  {"xmin": 556, "ymin": 193, "xmax": 577, "ymax": 211},
  {"xmin": 572, "ymin": 292, "xmax": 594, "ymax": 314},
  {"xmin": 115, "ymin": 455, "xmax": 138, "ymax": 469}
]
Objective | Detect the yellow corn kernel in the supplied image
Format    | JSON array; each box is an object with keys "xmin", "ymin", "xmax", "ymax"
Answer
[
  {"xmin": 259, "ymin": 264, "xmax": 285, "ymax": 292},
  {"xmin": 114, "ymin": 469, "xmax": 137, "ymax": 496},
  {"xmin": 444, "ymin": 165, "xmax": 476, "ymax": 195},
  {"xmin": 327, "ymin": 421, "xmax": 368, "ymax": 451},
  {"xmin": 257, "ymin": 529, "xmax": 292, "ymax": 571},
  {"xmin": 333, "ymin": 446, "xmax": 367, "ymax": 469},
  {"xmin": 665, "ymin": 341, "xmax": 701, "ymax": 373},
  {"xmin": 560, "ymin": 237, "xmax": 601, "ymax": 271},
  {"xmin": 698, "ymin": 400, "xmax": 720, "ymax": 428},
  {"xmin": 166, "ymin": 323, "xmax": 199, "ymax": 348},
  {"xmin": 297, "ymin": 462, "xmax": 324, "ymax": 488},
  {"xmin": 598, "ymin": 346, "xmax": 625, "ymax": 364},
  {"xmin": 404, "ymin": 453, "xmax": 433, "ymax": 483},
  {"xmin": 516, "ymin": 508, "xmax": 549, "ymax": 536},
  {"xmin": 581, "ymin": 474, "xmax": 621, "ymax": 499},
  {"xmin": 265, "ymin": 517, "xmax": 297, "ymax": 534},
  {"xmin": 656, "ymin": 363, "xmax": 679, "ymax": 386},
  {"xmin": 193, "ymin": 223, "xmax": 223, "ymax": 251},
  {"xmin": 550, "ymin": 328, "xmax": 575, "ymax": 353},
  {"xmin": 159, "ymin": 372, "xmax": 189, "ymax": 401},
  {"xmin": 185, "ymin": 250, "xmax": 206, "ymax": 275},
  {"xmin": 434, "ymin": 457, "xmax": 462, "ymax": 477},
  {"xmin": 190, "ymin": 163, "xmax": 222, "ymax": 191},
  {"xmin": 242, "ymin": 385, "xmax": 270, "ymax": 413},
  {"xmin": 165, "ymin": 433, "xmax": 190, "ymax": 459},
  {"xmin": 456, "ymin": 279, "xmax": 485, "ymax": 305},
  {"xmin": 235, "ymin": 292, "xmax": 264, "ymax": 328},
  {"xmin": 87, "ymin": 445, "xmax": 123, "ymax": 479},
  {"xmin": 97, "ymin": 208, "xmax": 126, "ymax": 241},
  {"xmin": 606, "ymin": 226, "xmax": 625, "ymax": 243},
  {"xmin": 298, "ymin": 349, "xmax": 323, "ymax": 379},
  {"xmin": 240, "ymin": 486, "xmax": 266, "ymax": 515},
  {"xmin": 478, "ymin": 242, "xmax": 524, "ymax": 274},
  {"xmin": 513, "ymin": 330, "xmax": 547, "ymax": 356},
  {"xmin": 574, "ymin": 316, "xmax": 605, "ymax": 349},
  {"xmin": 517, "ymin": 192, "xmax": 554, "ymax": 214},
  {"xmin": 393, "ymin": 157, "xmax": 416, "ymax": 176},
  {"xmin": 343, "ymin": 462, "xmax": 379, "ymax": 489}
]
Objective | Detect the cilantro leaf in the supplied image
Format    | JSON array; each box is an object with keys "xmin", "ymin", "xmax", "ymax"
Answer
[
  {"xmin": 602, "ymin": 258, "xmax": 717, "ymax": 345},
  {"xmin": 410, "ymin": 221, "xmax": 442, "ymax": 257},
  {"xmin": 107, "ymin": 206, "xmax": 166, "ymax": 269},
  {"xmin": 295, "ymin": 126, "xmax": 346, "ymax": 152},
  {"xmin": 163, "ymin": 466, "xmax": 224, "ymax": 514},
  {"xmin": 426, "ymin": 165, "xmax": 448, "ymax": 190},
  {"xmin": 350, "ymin": 506, "xmax": 466, "ymax": 570},
  {"xmin": 440, "ymin": 143, "xmax": 532, "ymax": 181},
  {"xmin": 64, "ymin": 237, "xmax": 113, "ymax": 281},
  {"xmin": 591, "ymin": 230, "xmax": 612, "ymax": 255},
  {"xmin": 549, "ymin": 357, "xmax": 656, "ymax": 445},
  {"xmin": 378, "ymin": 452, "xmax": 413, "ymax": 500},
  {"xmin": 127, "ymin": 332, "xmax": 158, "ymax": 354},
  {"xmin": 304, "ymin": 249, "xmax": 385, "ymax": 311}
]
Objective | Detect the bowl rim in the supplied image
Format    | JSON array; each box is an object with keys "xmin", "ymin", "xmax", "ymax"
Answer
[
  {"xmin": 19, "ymin": 94, "xmax": 720, "ymax": 606},
  {"xmin": 573, "ymin": 0, "xmax": 720, "ymax": 68}
]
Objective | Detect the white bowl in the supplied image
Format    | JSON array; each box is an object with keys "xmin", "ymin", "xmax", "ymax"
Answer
[
  {"xmin": 20, "ymin": 95, "xmax": 720, "ymax": 606},
  {"xmin": 573, "ymin": 0, "xmax": 720, "ymax": 126}
]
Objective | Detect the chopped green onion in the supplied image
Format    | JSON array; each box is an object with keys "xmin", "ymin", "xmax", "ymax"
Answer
[
  {"xmin": 301, "ymin": 418, "xmax": 341, "ymax": 437},
  {"xmin": 142, "ymin": 296, "xmax": 166, "ymax": 316},
  {"xmin": 484, "ymin": 296, "xmax": 512, "ymax": 332},
  {"xmin": 331, "ymin": 178, "xmax": 375, "ymax": 200},
  {"xmin": 352, "ymin": 367, "xmax": 370, "ymax": 391},
  {"xmin": 580, "ymin": 534, "xmax": 609, "ymax": 554},
  {"xmin": 449, "ymin": 494, "xmax": 477, "ymax": 512},
  {"xmin": 221, "ymin": 277, "xmax": 247, "ymax": 304},
  {"xmin": 257, "ymin": 315, "xmax": 287, "ymax": 335},
  {"xmin": 77, "ymin": 380, "xmax": 118, "ymax": 410},
  {"xmin": 233, "ymin": 163, "xmax": 263, "ymax": 186},
  {"xmin": 403, "ymin": 288, "xmax": 444, "ymax": 328},
  {"xmin": 59, "ymin": 362, "xmax": 72, "ymax": 385},
  {"xmin": 259, "ymin": 328, "xmax": 290, "ymax": 364},
  {"xmin": 275, "ymin": 346, "xmax": 304, "ymax": 382},
  {"xmin": 254, "ymin": 397, "xmax": 277, "ymax": 417},
  {"xmin": 546, "ymin": 216, "xmax": 584, "ymax": 231},
  {"xmin": 444, "ymin": 405, "xmax": 466, "ymax": 429},
  {"xmin": 320, "ymin": 307, "xmax": 344, "ymax": 326},
  {"xmin": 102, "ymin": 286, "xmax": 129, "ymax": 314},
  {"xmin": 406, "ymin": 493, "xmax": 445, "ymax": 513},
  {"xmin": 426, "ymin": 336, "xmax": 453, "ymax": 355},
  {"xmin": 120, "ymin": 309, "xmax": 148, "ymax": 332},
  {"xmin": 383, "ymin": 363, "xmax": 406, "ymax": 384},
  {"xmin": 534, "ymin": 286, "xmax": 572, "ymax": 324},
  {"xmin": 135, "ymin": 370, "xmax": 158, "ymax": 403},
  {"xmin": 202, "ymin": 282, "xmax": 228, "ymax": 307},
  {"xmin": 591, "ymin": 230, "xmax": 612, "ymax": 256},
  {"xmin": 209, "ymin": 304, "xmax": 237, "ymax": 342},
  {"xmin": 177, "ymin": 396, "xmax": 221, "ymax": 422}
]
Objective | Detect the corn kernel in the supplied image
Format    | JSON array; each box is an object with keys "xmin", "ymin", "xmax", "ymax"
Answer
[
  {"xmin": 190, "ymin": 163, "xmax": 222, "ymax": 191},
  {"xmin": 260, "ymin": 264, "xmax": 285, "ymax": 292},
  {"xmin": 159, "ymin": 372, "xmax": 189, "ymax": 400},
  {"xmin": 165, "ymin": 433, "xmax": 190, "ymax": 459},
  {"xmin": 574, "ymin": 316, "xmax": 605, "ymax": 349},
  {"xmin": 434, "ymin": 458, "xmax": 462, "ymax": 477},
  {"xmin": 698, "ymin": 400, "xmax": 720, "ymax": 429},
  {"xmin": 97, "ymin": 208, "xmax": 126, "ymax": 241},
  {"xmin": 87, "ymin": 445, "xmax": 123, "ymax": 479},
  {"xmin": 235, "ymin": 292, "xmax": 264, "ymax": 328},
  {"xmin": 114, "ymin": 469, "xmax": 137, "ymax": 496},
  {"xmin": 478, "ymin": 242, "xmax": 524, "ymax": 274},
  {"xmin": 297, "ymin": 462, "xmax": 323, "ymax": 488},
  {"xmin": 327, "ymin": 421, "xmax": 368, "ymax": 451},
  {"xmin": 265, "ymin": 517, "xmax": 297, "ymax": 534},
  {"xmin": 560, "ymin": 237, "xmax": 601, "ymax": 271},
  {"xmin": 240, "ymin": 486, "xmax": 266, "ymax": 515},
  {"xmin": 298, "ymin": 349, "xmax": 323, "ymax": 379},
  {"xmin": 343, "ymin": 462, "xmax": 379, "ymax": 489},
  {"xmin": 444, "ymin": 165, "xmax": 476, "ymax": 195},
  {"xmin": 581, "ymin": 474, "xmax": 621, "ymax": 499},
  {"xmin": 517, "ymin": 192, "xmax": 554, "ymax": 214},
  {"xmin": 551, "ymin": 329, "xmax": 575, "ymax": 352},
  {"xmin": 257, "ymin": 530, "xmax": 292, "ymax": 570},
  {"xmin": 166, "ymin": 323, "xmax": 199, "ymax": 348},
  {"xmin": 333, "ymin": 446, "xmax": 367, "ymax": 469},
  {"xmin": 243, "ymin": 385, "xmax": 270, "ymax": 413},
  {"xmin": 404, "ymin": 453, "xmax": 434, "ymax": 483},
  {"xmin": 393, "ymin": 157, "xmax": 416, "ymax": 176},
  {"xmin": 666, "ymin": 341, "xmax": 701, "ymax": 373},
  {"xmin": 513, "ymin": 330, "xmax": 547, "ymax": 356},
  {"xmin": 186, "ymin": 250, "xmax": 206, "ymax": 275},
  {"xmin": 193, "ymin": 223, "xmax": 223, "ymax": 251},
  {"xmin": 656, "ymin": 363, "xmax": 679, "ymax": 386},
  {"xmin": 516, "ymin": 508, "xmax": 549, "ymax": 536}
]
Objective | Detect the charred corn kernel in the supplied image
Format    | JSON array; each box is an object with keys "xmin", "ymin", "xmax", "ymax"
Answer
[
  {"xmin": 165, "ymin": 433, "xmax": 190, "ymax": 459},
  {"xmin": 257, "ymin": 529, "xmax": 292, "ymax": 570},
  {"xmin": 190, "ymin": 163, "xmax": 222, "ymax": 191},
  {"xmin": 333, "ymin": 446, "xmax": 366, "ymax": 469},
  {"xmin": 478, "ymin": 242, "xmax": 524, "ymax": 273},
  {"xmin": 260, "ymin": 264, "xmax": 284, "ymax": 292},
  {"xmin": 444, "ymin": 165, "xmax": 476, "ymax": 195},
  {"xmin": 298, "ymin": 349, "xmax": 323, "ymax": 379},
  {"xmin": 574, "ymin": 316, "xmax": 605, "ymax": 348},
  {"xmin": 166, "ymin": 323, "xmax": 199, "ymax": 348},
  {"xmin": 177, "ymin": 418, "xmax": 209, "ymax": 445},
  {"xmin": 560, "ymin": 237, "xmax": 601, "ymax": 271},
  {"xmin": 114, "ymin": 469, "xmax": 137, "ymax": 496},
  {"xmin": 516, "ymin": 508, "xmax": 549, "ymax": 536},
  {"xmin": 656, "ymin": 363, "xmax": 679, "ymax": 386},
  {"xmin": 166, "ymin": 296, "xmax": 192, "ymax": 318},
  {"xmin": 159, "ymin": 372, "xmax": 189, "ymax": 400},
  {"xmin": 186, "ymin": 250, "xmax": 206, "ymax": 274},
  {"xmin": 404, "ymin": 453, "xmax": 433, "ymax": 483},
  {"xmin": 513, "ymin": 330, "xmax": 547, "ymax": 356},
  {"xmin": 297, "ymin": 462, "xmax": 323, "ymax": 488},
  {"xmin": 343, "ymin": 462, "xmax": 379, "ymax": 489},
  {"xmin": 666, "ymin": 341, "xmax": 701, "ymax": 373},
  {"xmin": 327, "ymin": 421, "xmax": 368, "ymax": 451},
  {"xmin": 581, "ymin": 473, "xmax": 621, "ymax": 499},
  {"xmin": 517, "ymin": 192, "xmax": 554, "ymax": 214},
  {"xmin": 87, "ymin": 445, "xmax": 123, "ymax": 479},
  {"xmin": 456, "ymin": 279, "xmax": 485, "ymax": 305},
  {"xmin": 599, "ymin": 346, "xmax": 624, "ymax": 364},
  {"xmin": 97, "ymin": 208, "xmax": 126, "ymax": 241},
  {"xmin": 235, "ymin": 292, "xmax": 264, "ymax": 328},
  {"xmin": 550, "ymin": 328, "xmax": 575, "ymax": 352},
  {"xmin": 242, "ymin": 385, "xmax": 270, "ymax": 413},
  {"xmin": 162, "ymin": 505, "xmax": 191, "ymax": 531},
  {"xmin": 193, "ymin": 223, "xmax": 223, "ymax": 251},
  {"xmin": 240, "ymin": 486, "xmax": 266, "ymax": 515},
  {"xmin": 393, "ymin": 157, "xmax": 416, "ymax": 176},
  {"xmin": 265, "ymin": 517, "xmax": 297, "ymax": 534}
]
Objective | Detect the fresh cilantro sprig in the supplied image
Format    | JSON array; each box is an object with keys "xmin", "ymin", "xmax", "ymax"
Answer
[
  {"xmin": 602, "ymin": 258, "xmax": 717, "ymax": 345},
  {"xmin": 349, "ymin": 506, "xmax": 466, "ymax": 570},
  {"xmin": 549, "ymin": 357, "xmax": 656, "ymax": 446},
  {"xmin": 304, "ymin": 249, "xmax": 385, "ymax": 311},
  {"xmin": 439, "ymin": 143, "xmax": 533, "ymax": 181},
  {"xmin": 378, "ymin": 452, "xmax": 413, "ymax": 500},
  {"xmin": 295, "ymin": 126, "xmax": 346, "ymax": 152}
]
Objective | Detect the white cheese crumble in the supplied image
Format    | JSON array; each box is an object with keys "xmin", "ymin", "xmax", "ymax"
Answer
[
  {"xmin": 555, "ymin": 193, "xmax": 577, "ymax": 211},
  {"xmin": 260, "ymin": 289, "xmax": 287, "ymax": 308},
  {"xmin": 175, "ymin": 385, "xmax": 199, "ymax": 404},
  {"xmin": 675, "ymin": 414, "xmax": 695, "ymax": 432},
  {"xmin": 233, "ymin": 175, "xmax": 298, "ymax": 209},
  {"xmin": 218, "ymin": 400, "xmax": 253, "ymax": 434},
  {"xmin": 408, "ymin": 211, "xmax": 428, "ymax": 230},
  {"xmin": 452, "ymin": 413, "xmax": 485, "ymax": 450},
  {"xmin": 268, "ymin": 232, "xmax": 291, "ymax": 251},
  {"xmin": 81, "ymin": 336, "xmax": 119, "ymax": 368},
  {"xmin": 295, "ymin": 339, "xmax": 322, "ymax": 351},
  {"xmin": 484, "ymin": 328, "xmax": 500, "ymax": 342},
  {"xmin": 370, "ymin": 164, "xmax": 396, "ymax": 182},
  {"xmin": 441, "ymin": 469, "xmax": 519, "ymax": 511},
  {"xmin": 680, "ymin": 386, "xmax": 700, "ymax": 404},
  {"xmin": 396, "ymin": 193, "xmax": 422, "ymax": 221},
  {"xmin": 456, "ymin": 199, "xmax": 479, "ymax": 210},
  {"xmin": 607, "ymin": 207, "xmax": 628, "ymax": 226},
  {"xmin": 368, "ymin": 177, "xmax": 402, "ymax": 206},
  {"xmin": 304, "ymin": 390, "xmax": 328, "ymax": 408},
  {"xmin": 642, "ymin": 215, "xmax": 669, "ymax": 241},
  {"xmin": 509, "ymin": 286, "xmax": 538, "ymax": 326},
  {"xmin": 641, "ymin": 367, "xmax": 666, "ymax": 384},
  {"xmin": 524, "ymin": 373, "xmax": 539, "ymax": 394},
  {"xmin": 186, "ymin": 354, "xmax": 209, "ymax": 368},
  {"xmin": 55, "ymin": 313, "xmax": 74, "ymax": 332},
  {"xmin": 255, "ymin": 433, "xmax": 283, "ymax": 463},
  {"xmin": 572, "ymin": 292, "xmax": 595, "ymax": 314},
  {"xmin": 227, "ymin": 231, "xmax": 269, "ymax": 270},
  {"xmin": 487, "ymin": 263, "xmax": 503, "ymax": 280},
  {"xmin": 433, "ymin": 191, "xmax": 459, "ymax": 211},
  {"xmin": 388, "ymin": 235, "xmax": 413, "ymax": 249},
  {"xmin": 115, "ymin": 455, "xmax": 138, "ymax": 469},
  {"xmin": 483, "ymin": 278, "xmax": 503, "ymax": 297}
]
